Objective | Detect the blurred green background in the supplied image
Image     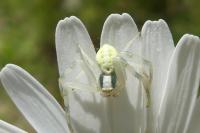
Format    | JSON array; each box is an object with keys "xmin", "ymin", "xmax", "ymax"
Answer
[{"xmin": 0, "ymin": 0, "xmax": 199, "ymax": 132}]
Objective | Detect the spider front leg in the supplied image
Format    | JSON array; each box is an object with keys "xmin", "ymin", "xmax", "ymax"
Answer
[
  {"xmin": 59, "ymin": 58, "xmax": 100, "ymax": 96},
  {"xmin": 60, "ymin": 42, "xmax": 101, "ymax": 94},
  {"xmin": 59, "ymin": 80, "xmax": 98, "ymax": 133},
  {"xmin": 59, "ymin": 60, "xmax": 100, "ymax": 132},
  {"xmin": 120, "ymin": 52, "xmax": 153, "ymax": 108},
  {"xmin": 59, "ymin": 58, "xmax": 100, "ymax": 116}
]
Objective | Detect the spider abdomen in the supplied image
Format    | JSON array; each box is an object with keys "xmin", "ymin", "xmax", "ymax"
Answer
[{"xmin": 96, "ymin": 44, "xmax": 118, "ymax": 74}]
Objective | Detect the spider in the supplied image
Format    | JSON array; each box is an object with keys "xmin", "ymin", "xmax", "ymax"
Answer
[{"xmin": 59, "ymin": 43, "xmax": 152, "ymax": 107}]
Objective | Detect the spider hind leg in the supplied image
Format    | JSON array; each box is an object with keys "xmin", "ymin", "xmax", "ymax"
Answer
[{"xmin": 120, "ymin": 52, "xmax": 153, "ymax": 107}]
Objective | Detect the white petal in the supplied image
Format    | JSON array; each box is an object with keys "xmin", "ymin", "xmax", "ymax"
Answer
[
  {"xmin": 63, "ymin": 63, "xmax": 144, "ymax": 132},
  {"xmin": 0, "ymin": 120, "xmax": 27, "ymax": 133},
  {"xmin": 66, "ymin": 90, "xmax": 111, "ymax": 133},
  {"xmin": 106, "ymin": 76, "xmax": 145, "ymax": 133},
  {"xmin": 186, "ymin": 98, "xmax": 200, "ymax": 133},
  {"xmin": 0, "ymin": 64, "xmax": 70, "ymax": 133},
  {"xmin": 55, "ymin": 16, "xmax": 96, "ymax": 76},
  {"xmin": 159, "ymin": 34, "xmax": 200, "ymax": 133},
  {"xmin": 100, "ymin": 13, "xmax": 138, "ymax": 52},
  {"xmin": 141, "ymin": 19, "xmax": 174, "ymax": 120},
  {"xmin": 67, "ymin": 80, "xmax": 143, "ymax": 133},
  {"xmin": 60, "ymin": 62, "xmax": 112, "ymax": 133}
]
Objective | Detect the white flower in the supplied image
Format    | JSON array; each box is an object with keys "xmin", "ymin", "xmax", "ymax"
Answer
[
  {"xmin": 55, "ymin": 13, "xmax": 200, "ymax": 133},
  {"xmin": 0, "ymin": 120, "xmax": 27, "ymax": 133},
  {"xmin": 0, "ymin": 13, "xmax": 200, "ymax": 133},
  {"xmin": 0, "ymin": 64, "xmax": 70, "ymax": 133}
]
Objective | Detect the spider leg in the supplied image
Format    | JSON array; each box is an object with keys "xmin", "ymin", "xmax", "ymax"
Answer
[
  {"xmin": 78, "ymin": 44, "xmax": 101, "ymax": 82},
  {"xmin": 59, "ymin": 58, "xmax": 100, "ymax": 95},
  {"xmin": 123, "ymin": 33, "xmax": 140, "ymax": 52},
  {"xmin": 111, "ymin": 56, "xmax": 127, "ymax": 96},
  {"xmin": 57, "ymin": 43, "xmax": 102, "ymax": 132},
  {"xmin": 60, "ymin": 80, "xmax": 99, "ymax": 94},
  {"xmin": 59, "ymin": 59, "xmax": 100, "ymax": 133},
  {"xmin": 59, "ymin": 77, "xmax": 98, "ymax": 133},
  {"xmin": 120, "ymin": 52, "xmax": 153, "ymax": 107},
  {"xmin": 59, "ymin": 44, "xmax": 102, "ymax": 96}
]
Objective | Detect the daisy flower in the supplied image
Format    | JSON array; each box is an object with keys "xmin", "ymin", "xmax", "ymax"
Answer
[{"xmin": 0, "ymin": 13, "xmax": 199, "ymax": 133}]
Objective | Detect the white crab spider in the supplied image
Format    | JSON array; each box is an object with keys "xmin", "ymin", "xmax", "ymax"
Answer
[{"xmin": 59, "ymin": 43, "xmax": 152, "ymax": 107}]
